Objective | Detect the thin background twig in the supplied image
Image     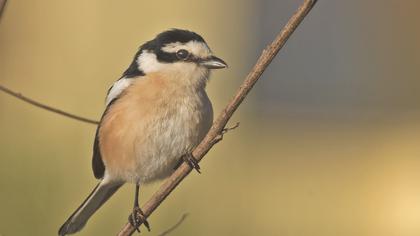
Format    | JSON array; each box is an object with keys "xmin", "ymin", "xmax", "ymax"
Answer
[
  {"xmin": 0, "ymin": 0, "xmax": 7, "ymax": 21},
  {"xmin": 157, "ymin": 213, "xmax": 189, "ymax": 236},
  {"xmin": 0, "ymin": 1, "xmax": 99, "ymax": 125},
  {"xmin": 0, "ymin": 85, "xmax": 99, "ymax": 125},
  {"xmin": 117, "ymin": 0, "xmax": 318, "ymax": 235}
]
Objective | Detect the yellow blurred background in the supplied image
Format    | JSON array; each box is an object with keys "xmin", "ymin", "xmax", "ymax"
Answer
[{"xmin": 1, "ymin": 0, "xmax": 420, "ymax": 235}]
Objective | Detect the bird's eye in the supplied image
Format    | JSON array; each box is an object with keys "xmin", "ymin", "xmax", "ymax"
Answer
[{"xmin": 176, "ymin": 49, "xmax": 189, "ymax": 60}]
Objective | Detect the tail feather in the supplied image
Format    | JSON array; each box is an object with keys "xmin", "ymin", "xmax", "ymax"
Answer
[{"xmin": 58, "ymin": 180, "xmax": 123, "ymax": 236}]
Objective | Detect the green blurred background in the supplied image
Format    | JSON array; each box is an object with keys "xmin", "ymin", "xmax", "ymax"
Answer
[{"xmin": 1, "ymin": 0, "xmax": 420, "ymax": 235}]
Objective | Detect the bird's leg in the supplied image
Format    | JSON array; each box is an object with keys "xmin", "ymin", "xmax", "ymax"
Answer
[
  {"xmin": 182, "ymin": 153, "xmax": 201, "ymax": 173},
  {"xmin": 128, "ymin": 184, "xmax": 151, "ymax": 232}
]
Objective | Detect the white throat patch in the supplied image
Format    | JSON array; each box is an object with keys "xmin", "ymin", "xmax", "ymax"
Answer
[{"xmin": 136, "ymin": 50, "xmax": 166, "ymax": 74}]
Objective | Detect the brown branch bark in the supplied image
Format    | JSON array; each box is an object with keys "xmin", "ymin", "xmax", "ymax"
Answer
[
  {"xmin": 117, "ymin": 0, "xmax": 318, "ymax": 235},
  {"xmin": 0, "ymin": 85, "xmax": 99, "ymax": 125}
]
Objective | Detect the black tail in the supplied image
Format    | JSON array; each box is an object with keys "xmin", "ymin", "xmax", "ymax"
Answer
[{"xmin": 58, "ymin": 180, "xmax": 123, "ymax": 235}]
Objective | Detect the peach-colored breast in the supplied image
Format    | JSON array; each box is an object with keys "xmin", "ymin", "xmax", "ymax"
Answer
[{"xmin": 98, "ymin": 73, "xmax": 213, "ymax": 183}]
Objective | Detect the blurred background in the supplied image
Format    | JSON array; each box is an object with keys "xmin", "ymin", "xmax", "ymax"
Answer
[{"xmin": 1, "ymin": 0, "xmax": 420, "ymax": 235}]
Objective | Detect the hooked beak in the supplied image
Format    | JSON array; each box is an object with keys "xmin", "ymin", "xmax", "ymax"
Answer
[{"xmin": 199, "ymin": 55, "xmax": 228, "ymax": 69}]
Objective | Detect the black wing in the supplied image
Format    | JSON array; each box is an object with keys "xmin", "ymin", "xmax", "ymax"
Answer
[
  {"xmin": 92, "ymin": 99, "xmax": 118, "ymax": 179},
  {"xmin": 92, "ymin": 125, "xmax": 105, "ymax": 179},
  {"xmin": 93, "ymin": 59, "xmax": 144, "ymax": 178}
]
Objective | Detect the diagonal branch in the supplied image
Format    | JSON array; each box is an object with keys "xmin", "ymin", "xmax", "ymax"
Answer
[
  {"xmin": 0, "ymin": 85, "xmax": 99, "ymax": 125},
  {"xmin": 117, "ymin": 0, "xmax": 318, "ymax": 235}
]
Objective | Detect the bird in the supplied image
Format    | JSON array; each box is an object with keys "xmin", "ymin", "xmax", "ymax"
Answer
[{"xmin": 58, "ymin": 29, "xmax": 227, "ymax": 235}]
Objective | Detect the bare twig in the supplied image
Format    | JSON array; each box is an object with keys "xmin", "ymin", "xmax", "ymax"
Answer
[
  {"xmin": 157, "ymin": 213, "xmax": 189, "ymax": 236},
  {"xmin": 223, "ymin": 122, "xmax": 240, "ymax": 134},
  {"xmin": 117, "ymin": 0, "xmax": 318, "ymax": 235},
  {"xmin": 0, "ymin": 0, "xmax": 7, "ymax": 21},
  {"xmin": 0, "ymin": 0, "xmax": 98, "ymax": 125},
  {"xmin": 213, "ymin": 122, "xmax": 240, "ymax": 143},
  {"xmin": 0, "ymin": 85, "xmax": 99, "ymax": 125}
]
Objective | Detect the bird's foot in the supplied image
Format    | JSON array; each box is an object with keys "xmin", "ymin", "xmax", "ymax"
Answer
[
  {"xmin": 182, "ymin": 153, "xmax": 201, "ymax": 173},
  {"xmin": 129, "ymin": 206, "xmax": 150, "ymax": 232}
]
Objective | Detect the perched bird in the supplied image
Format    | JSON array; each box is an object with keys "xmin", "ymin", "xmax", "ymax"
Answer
[{"xmin": 58, "ymin": 29, "xmax": 227, "ymax": 235}]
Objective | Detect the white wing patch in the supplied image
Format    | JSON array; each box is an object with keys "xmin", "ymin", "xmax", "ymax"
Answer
[{"xmin": 105, "ymin": 78, "xmax": 134, "ymax": 106}]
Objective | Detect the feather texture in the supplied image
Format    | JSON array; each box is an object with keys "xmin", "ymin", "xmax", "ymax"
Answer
[
  {"xmin": 58, "ymin": 180, "xmax": 123, "ymax": 235},
  {"xmin": 99, "ymin": 68, "xmax": 213, "ymax": 183}
]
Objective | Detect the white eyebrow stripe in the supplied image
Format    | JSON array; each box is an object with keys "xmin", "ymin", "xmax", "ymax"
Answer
[
  {"xmin": 105, "ymin": 77, "xmax": 134, "ymax": 106},
  {"xmin": 161, "ymin": 42, "xmax": 183, "ymax": 52},
  {"xmin": 161, "ymin": 41, "xmax": 211, "ymax": 58}
]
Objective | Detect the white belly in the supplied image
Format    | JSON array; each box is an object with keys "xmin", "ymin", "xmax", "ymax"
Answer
[{"xmin": 131, "ymin": 90, "xmax": 213, "ymax": 183}]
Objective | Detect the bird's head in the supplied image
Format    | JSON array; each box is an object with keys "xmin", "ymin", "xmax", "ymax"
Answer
[{"xmin": 123, "ymin": 29, "xmax": 227, "ymax": 86}]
